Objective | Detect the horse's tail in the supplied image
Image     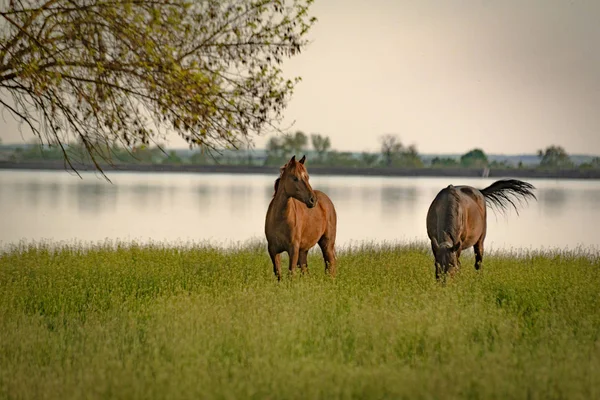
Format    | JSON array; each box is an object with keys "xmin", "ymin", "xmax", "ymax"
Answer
[{"xmin": 480, "ymin": 179, "xmax": 537, "ymax": 215}]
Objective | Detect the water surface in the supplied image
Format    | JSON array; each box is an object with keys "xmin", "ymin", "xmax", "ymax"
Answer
[{"xmin": 1, "ymin": 170, "xmax": 598, "ymax": 252}]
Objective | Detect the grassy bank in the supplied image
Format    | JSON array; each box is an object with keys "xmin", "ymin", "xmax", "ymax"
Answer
[{"xmin": 1, "ymin": 242, "xmax": 599, "ymax": 399}]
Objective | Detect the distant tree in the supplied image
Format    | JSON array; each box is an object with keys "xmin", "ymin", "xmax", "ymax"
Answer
[
  {"xmin": 189, "ymin": 150, "xmax": 211, "ymax": 165},
  {"xmin": 537, "ymin": 146, "xmax": 573, "ymax": 168},
  {"xmin": 0, "ymin": 0, "xmax": 317, "ymax": 177},
  {"xmin": 283, "ymin": 131, "xmax": 309, "ymax": 156},
  {"xmin": 489, "ymin": 160, "xmax": 511, "ymax": 169},
  {"xmin": 328, "ymin": 151, "xmax": 359, "ymax": 167},
  {"xmin": 578, "ymin": 157, "xmax": 600, "ymax": 170},
  {"xmin": 17, "ymin": 140, "xmax": 64, "ymax": 161},
  {"xmin": 379, "ymin": 135, "xmax": 423, "ymax": 168},
  {"xmin": 431, "ymin": 157, "xmax": 459, "ymax": 167},
  {"xmin": 360, "ymin": 152, "xmax": 379, "ymax": 167},
  {"xmin": 460, "ymin": 149, "xmax": 488, "ymax": 168},
  {"xmin": 264, "ymin": 136, "xmax": 285, "ymax": 166},
  {"xmin": 380, "ymin": 134, "xmax": 404, "ymax": 167},
  {"xmin": 396, "ymin": 144, "xmax": 423, "ymax": 168},
  {"xmin": 163, "ymin": 151, "xmax": 183, "ymax": 164},
  {"xmin": 264, "ymin": 130, "xmax": 308, "ymax": 166},
  {"xmin": 128, "ymin": 145, "xmax": 164, "ymax": 164},
  {"xmin": 311, "ymin": 134, "xmax": 331, "ymax": 163}
]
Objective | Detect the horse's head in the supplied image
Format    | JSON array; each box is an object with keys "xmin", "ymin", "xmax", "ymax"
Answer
[
  {"xmin": 276, "ymin": 155, "xmax": 317, "ymax": 208},
  {"xmin": 432, "ymin": 238, "xmax": 460, "ymax": 275}
]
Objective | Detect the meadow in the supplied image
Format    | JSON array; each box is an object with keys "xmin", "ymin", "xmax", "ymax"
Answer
[{"xmin": 0, "ymin": 241, "xmax": 599, "ymax": 400}]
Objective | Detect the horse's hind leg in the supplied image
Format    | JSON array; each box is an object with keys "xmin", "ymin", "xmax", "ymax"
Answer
[
  {"xmin": 318, "ymin": 236, "xmax": 336, "ymax": 277},
  {"xmin": 298, "ymin": 250, "xmax": 309, "ymax": 274},
  {"xmin": 474, "ymin": 238, "xmax": 484, "ymax": 271},
  {"xmin": 268, "ymin": 245, "xmax": 282, "ymax": 281}
]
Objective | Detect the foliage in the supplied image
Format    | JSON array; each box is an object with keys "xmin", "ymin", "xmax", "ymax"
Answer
[
  {"xmin": 163, "ymin": 150, "xmax": 182, "ymax": 164},
  {"xmin": 264, "ymin": 130, "xmax": 308, "ymax": 165},
  {"xmin": 0, "ymin": 0, "xmax": 317, "ymax": 177},
  {"xmin": 9, "ymin": 142, "xmax": 65, "ymax": 161},
  {"xmin": 189, "ymin": 149, "xmax": 212, "ymax": 165},
  {"xmin": 460, "ymin": 148, "xmax": 488, "ymax": 168},
  {"xmin": 431, "ymin": 157, "xmax": 459, "ymax": 167},
  {"xmin": 327, "ymin": 150, "xmax": 360, "ymax": 167},
  {"xmin": 360, "ymin": 152, "xmax": 379, "ymax": 167},
  {"xmin": 379, "ymin": 135, "xmax": 423, "ymax": 167},
  {"xmin": 283, "ymin": 130, "xmax": 308, "ymax": 156},
  {"xmin": 537, "ymin": 146, "xmax": 573, "ymax": 169},
  {"xmin": 579, "ymin": 157, "xmax": 600, "ymax": 169},
  {"xmin": 380, "ymin": 134, "xmax": 403, "ymax": 167},
  {"xmin": 0, "ymin": 243, "xmax": 599, "ymax": 399},
  {"xmin": 396, "ymin": 144, "xmax": 423, "ymax": 168},
  {"xmin": 310, "ymin": 134, "xmax": 331, "ymax": 164},
  {"xmin": 489, "ymin": 160, "xmax": 512, "ymax": 169}
]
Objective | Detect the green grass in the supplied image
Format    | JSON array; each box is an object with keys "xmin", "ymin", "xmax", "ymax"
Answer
[{"xmin": 1, "ymin": 241, "xmax": 599, "ymax": 400}]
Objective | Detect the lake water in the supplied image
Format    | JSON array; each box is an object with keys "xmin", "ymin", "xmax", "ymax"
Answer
[{"xmin": 1, "ymin": 170, "xmax": 599, "ymax": 253}]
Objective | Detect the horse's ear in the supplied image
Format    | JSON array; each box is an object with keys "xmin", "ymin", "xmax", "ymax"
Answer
[
  {"xmin": 299, "ymin": 155, "xmax": 306, "ymax": 164},
  {"xmin": 452, "ymin": 242, "xmax": 461, "ymax": 252},
  {"xmin": 289, "ymin": 155, "xmax": 296, "ymax": 164}
]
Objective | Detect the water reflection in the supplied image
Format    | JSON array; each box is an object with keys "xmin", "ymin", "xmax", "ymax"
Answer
[
  {"xmin": 263, "ymin": 187, "xmax": 274, "ymax": 201},
  {"xmin": 0, "ymin": 171, "xmax": 599, "ymax": 251},
  {"xmin": 128, "ymin": 184, "xmax": 166, "ymax": 209},
  {"xmin": 5, "ymin": 181, "xmax": 63, "ymax": 209},
  {"xmin": 23, "ymin": 181, "xmax": 49, "ymax": 208},
  {"xmin": 359, "ymin": 186, "xmax": 378, "ymax": 204},
  {"xmin": 72, "ymin": 182, "xmax": 118, "ymax": 213},
  {"xmin": 583, "ymin": 189, "xmax": 600, "ymax": 211},
  {"xmin": 228, "ymin": 185, "xmax": 253, "ymax": 215},
  {"xmin": 380, "ymin": 186, "xmax": 418, "ymax": 214},
  {"xmin": 43, "ymin": 183, "xmax": 62, "ymax": 208},
  {"xmin": 195, "ymin": 184, "xmax": 214, "ymax": 211},
  {"xmin": 538, "ymin": 188, "xmax": 567, "ymax": 215}
]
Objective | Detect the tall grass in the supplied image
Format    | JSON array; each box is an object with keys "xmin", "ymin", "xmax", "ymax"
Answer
[{"xmin": 1, "ymin": 241, "xmax": 599, "ymax": 399}]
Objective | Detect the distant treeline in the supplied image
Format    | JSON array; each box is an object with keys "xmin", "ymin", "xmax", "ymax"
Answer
[{"xmin": 1, "ymin": 132, "xmax": 599, "ymax": 171}]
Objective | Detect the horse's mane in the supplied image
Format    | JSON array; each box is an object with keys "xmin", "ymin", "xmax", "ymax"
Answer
[{"xmin": 272, "ymin": 164, "xmax": 287, "ymax": 197}]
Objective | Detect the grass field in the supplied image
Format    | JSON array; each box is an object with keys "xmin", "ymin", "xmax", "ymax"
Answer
[{"xmin": 0, "ymin": 241, "xmax": 599, "ymax": 400}]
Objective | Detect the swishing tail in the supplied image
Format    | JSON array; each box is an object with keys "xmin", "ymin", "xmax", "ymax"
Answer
[{"xmin": 480, "ymin": 179, "xmax": 537, "ymax": 215}]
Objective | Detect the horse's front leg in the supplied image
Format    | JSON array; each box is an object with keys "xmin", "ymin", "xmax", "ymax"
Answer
[
  {"xmin": 298, "ymin": 250, "xmax": 309, "ymax": 275},
  {"xmin": 268, "ymin": 245, "xmax": 282, "ymax": 281},
  {"xmin": 288, "ymin": 245, "xmax": 300, "ymax": 277}
]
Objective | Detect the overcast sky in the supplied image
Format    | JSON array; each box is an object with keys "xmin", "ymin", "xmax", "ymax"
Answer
[{"xmin": 1, "ymin": 0, "xmax": 599, "ymax": 155}]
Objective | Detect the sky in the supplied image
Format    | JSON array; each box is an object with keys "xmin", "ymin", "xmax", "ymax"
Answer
[{"xmin": 1, "ymin": 0, "xmax": 599, "ymax": 155}]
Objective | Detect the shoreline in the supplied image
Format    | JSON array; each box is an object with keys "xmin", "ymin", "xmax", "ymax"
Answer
[{"xmin": 1, "ymin": 160, "xmax": 599, "ymax": 179}]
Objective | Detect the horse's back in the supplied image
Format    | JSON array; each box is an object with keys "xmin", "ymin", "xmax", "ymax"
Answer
[
  {"xmin": 315, "ymin": 189, "xmax": 336, "ymax": 213},
  {"xmin": 316, "ymin": 188, "xmax": 336, "ymax": 223},
  {"xmin": 427, "ymin": 185, "xmax": 485, "ymax": 243},
  {"xmin": 455, "ymin": 185, "xmax": 485, "ymax": 205},
  {"xmin": 427, "ymin": 187, "xmax": 459, "ymax": 238},
  {"xmin": 446, "ymin": 185, "xmax": 487, "ymax": 245}
]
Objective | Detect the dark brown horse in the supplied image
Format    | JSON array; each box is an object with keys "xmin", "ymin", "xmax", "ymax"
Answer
[
  {"xmin": 426, "ymin": 179, "xmax": 536, "ymax": 280},
  {"xmin": 265, "ymin": 155, "xmax": 337, "ymax": 281}
]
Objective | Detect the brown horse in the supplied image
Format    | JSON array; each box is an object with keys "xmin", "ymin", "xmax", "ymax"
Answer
[
  {"xmin": 426, "ymin": 179, "xmax": 536, "ymax": 280},
  {"xmin": 265, "ymin": 155, "xmax": 337, "ymax": 281}
]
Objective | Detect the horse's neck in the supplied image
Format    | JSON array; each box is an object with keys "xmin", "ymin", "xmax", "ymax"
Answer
[{"xmin": 272, "ymin": 189, "xmax": 294, "ymax": 218}]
